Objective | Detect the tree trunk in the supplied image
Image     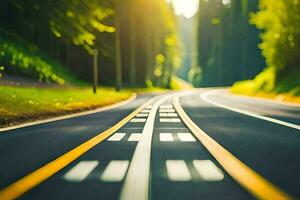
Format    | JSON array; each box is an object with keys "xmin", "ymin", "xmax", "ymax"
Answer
[
  {"xmin": 129, "ymin": 0, "xmax": 136, "ymax": 85},
  {"xmin": 115, "ymin": 1, "xmax": 122, "ymax": 91}
]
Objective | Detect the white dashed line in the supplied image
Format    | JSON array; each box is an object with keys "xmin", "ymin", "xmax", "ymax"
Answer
[
  {"xmin": 131, "ymin": 118, "xmax": 147, "ymax": 123},
  {"xmin": 159, "ymin": 113, "xmax": 178, "ymax": 117},
  {"xmin": 136, "ymin": 113, "xmax": 149, "ymax": 118},
  {"xmin": 166, "ymin": 160, "xmax": 192, "ymax": 182},
  {"xmin": 160, "ymin": 118, "xmax": 181, "ymax": 123},
  {"xmin": 107, "ymin": 133, "xmax": 126, "ymax": 141},
  {"xmin": 160, "ymin": 105, "xmax": 173, "ymax": 109},
  {"xmin": 159, "ymin": 109, "xmax": 175, "ymax": 113},
  {"xmin": 63, "ymin": 161, "xmax": 99, "ymax": 182},
  {"xmin": 193, "ymin": 160, "xmax": 224, "ymax": 181},
  {"xmin": 141, "ymin": 110, "xmax": 151, "ymax": 113},
  {"xmin": 128, "ymin": 133, "xmax": 142, "ymax": 141},
  {"xmin": 101, "ymin": 160, "xmax": 130, "ymax": 182},
  {"xmin": 159, "ymin": 133, "xmax": 174, "ymax": 142},
  {"xmin": 177, "ymin": 133, "xmax": 196, "ymax": 142}
]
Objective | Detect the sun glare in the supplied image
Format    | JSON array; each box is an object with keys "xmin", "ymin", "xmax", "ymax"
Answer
[{"xmin": 168, "ymin": 0, "xmax": 199, "ymax": 19}]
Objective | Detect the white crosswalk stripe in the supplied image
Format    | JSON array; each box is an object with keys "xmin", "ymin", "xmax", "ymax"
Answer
[
  {"xmin": 131, "ymin": 118, "xmax": 147, "ymax": 123},
  {"xmin": 193, "ymin": 160, "xmax": 224, "ymax": 181},
  {"xmin": 107, "ymin": 133, "xmax": 126, "ymax": 141},
  {"xmin": 136, "ymin": 113, "xmax": 149, "ymax": 118},
  {"xmin": 159, "ymin": 133, "xmax": 174, "ymax": 142},
  {"xmin": 101, "ymin": 160, "xmax": 130, "ymax": 182},
  {"xmin": 141, "ymin": 110, "xmax": 151, "ymax": 113},
  {"xmin": 160, "ymin": 105, "xmax": 173, "ymax": 109},
  {"xmin": 159, "ymin": 109, "xmax": 175, "ymax": 113},
  {"xmin": 128, "ymin": 133, "xmax": 143, "ymax": 141},
  {"xmin": 159, "ymin": 113, "xmax": 178, "ymax": 117},
  {"xmin": 177, "ymin": 133, "xmax": 196, "ymax": 142},
  {"xmin": 166, "ymin": 160, "xmax": 192, "ymax": 181},
  {"xmin": 63, "ymin": 161, "xmax": 99, "ymax": 182},
  {"xmin": 160, "ymin": 118, "xmax": 181, "ymax": 123}
]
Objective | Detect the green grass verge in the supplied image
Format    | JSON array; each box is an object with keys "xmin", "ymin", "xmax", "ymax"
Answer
[
  {"xmin": 0, "ymin": 76, "xmax": 192, "ymax": 127},
  {"xmin": 231, "ymin": 68, "xmax": 300, "ymax": 104},
  {"xmin": 0, "ymin": 86, "xmax": 133, "ymax": 127}
]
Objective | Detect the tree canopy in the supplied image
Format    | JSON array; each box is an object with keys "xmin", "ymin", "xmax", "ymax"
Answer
[
  {"xmin": 191, "ymin": 0, "xmax": 265, "ymax": 87},
  {"xmin": 0, "ymin": 0, "xmax": 180, "ymax": 88}
]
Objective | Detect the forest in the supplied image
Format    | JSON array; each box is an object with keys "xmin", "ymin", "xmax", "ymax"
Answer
[
  {"xmin": 191, "ymin": 0, "xmax": 300, "ymax": 96},
  {"xmin": 0, "ymin": 0, "xmax": 180, "ymax": 89},
  {"xmin": 0, "ymin": 0, "xmax": 299, "ymax": 95}
]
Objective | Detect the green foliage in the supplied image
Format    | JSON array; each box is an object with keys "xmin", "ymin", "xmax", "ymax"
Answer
[
  {"xmin": 0, "ymin": 35, "xmax": 78, "ymax": 85},
  {"xmin": 0, "ymin": 0, "xmax": 180, "ymax": 88},
  {"xmin": 251, "ymin": 0, "xmax": 300, "ymax": 79},
  {"xmin": 234, "ymin": 0, "xmax": 300, "ymax": 97},
  {"xmin": 232, "ymin": 67, "xmax": 275, "ymax": 94},
  {"xmin": 188, "ymin": 66, "xmax": 202, "ymax": 86},
  {"xmin": 169, "ymin": 76, "xmax": 192, "ymax": 90},
  {"xmin": 119, "ymin": 0, "xmax": 181, "ymax": 88},
  {"xmin": 232, "ymin": 67, "xmax": 300, "ymax": 97},
  {"xmin": 6, "ymin": 0, "xmax": 115, "ymax": 53},
  {"xmin": 193, "ymin": 0, "xmax": 265, "ymax": 87}
]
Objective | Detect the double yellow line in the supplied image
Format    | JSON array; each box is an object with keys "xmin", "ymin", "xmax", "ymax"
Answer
[
  {"xmin": 0, "ymin": 96, "xmax": 157, "ymax": 200},
  {"xmin": 173, "ymin": 92, "xmax": 293, "ymax": 200},
  {"xmin": 0, "ymin": 91, "xmax": 294, "ymax": 200}
]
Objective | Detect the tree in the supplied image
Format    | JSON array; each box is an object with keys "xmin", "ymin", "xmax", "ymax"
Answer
[
  {"xmin": 193, "ymin": 0, "xmax": 264, "ymax": 87},
  {"xmin": 0, "ymin": 0, "xmax": 180, "ymax": 88},
  {"xmin": 251, "ymin": 0, "xmax": 300, "ymax": 85}
]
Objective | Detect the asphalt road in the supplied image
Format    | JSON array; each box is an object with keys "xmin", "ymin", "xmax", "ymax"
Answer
[{"xmin": 0, "ymin": 89, "xmax": 299, "ymax": 200}]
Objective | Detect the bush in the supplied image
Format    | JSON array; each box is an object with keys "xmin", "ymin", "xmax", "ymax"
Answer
[{"xmin": 0, "ymin": 35, "xmax": 78, "ymax": 85}]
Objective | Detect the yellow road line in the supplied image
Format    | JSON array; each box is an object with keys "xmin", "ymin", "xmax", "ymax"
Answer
[
  {"xmin": 0, "ymin": 95, "xmax": 159, "ymax": 200},
  {"xmin": 173, "ymin": 93, "xmax": 294, "ymax": 200}
]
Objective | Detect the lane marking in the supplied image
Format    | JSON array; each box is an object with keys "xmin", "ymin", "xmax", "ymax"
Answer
[
  {"xmin": 157, "ymin": 127, "xmax": 190, "ymax": 130},
  {"xmin": 160, "ymin": 105, "xmax": 173, "ymax": 109},
  {"xmin": 120, "ymin": 95, "xmax": 171, "ymax": 200},
  {"xmin": 107, "ymin": 133, "xmax": 126, "ymax": 141},
  {"xmin": 0, "ymin": 95, "xmax": 160, "ymax": 200},
  {"xmin": 159, "ymin": 109, "xmax": 175, "ymax": 113},
  {"xmin": 193, "ymin": 160, "xmax": 224, "ymax": 181},
  {"xmin": 166, "ymin": 160, "xmax": 192, "ymax": 182},
  {"xmin": 159, "ymin": 133, "xmax": 174, "ymax": 142},
  {"xmin": 136, "ymin": 113, "xmax": 149, "ymax": 118},
  {"xmin": 201, "ymin": 90, "xmax": 300, "ymax": 131},
  {"xmin": 141, "ymin": 110, "xmax": 151, "ymax": 113},
  {"xmin": 63, "ymin": 161, "xmax": 99, "ymax": 182},
  {"xmin": 101, "ymin": 160, "xmax": 130, "ymax": 182},
  {"xmin": 160, "ymin": 118, "xmax": 181, "ymax": 123},
  {"xmin": 145, "ymin": 105, "xmax": 152, "ymax": 109},
  {"xmin": 159, "ymin": 113, "xmax": 178, "ymax": 117},
  {"xmin": 174, "ymin": 93, "xmax": 293, "ymax": 200},
  {"xmin": 123, "ymin": 127, "xmax": 143, "ymax": 130},
  {"xmin": 128, "ymin": 133, "xmax": 142, "ymax": 142},
  {"xmin": 0, "ymin": 93, "xmax": 137, "ymax": 133},
  {"xmin": 131, "ymin": 118, "xmax": 146, "ymax": 123},
  {"xmin": 177, "ymin": 133, "xmax": 196, "ymax": 142}
]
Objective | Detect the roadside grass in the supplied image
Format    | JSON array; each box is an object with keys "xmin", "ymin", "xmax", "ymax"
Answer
[
  {"xmin": 231, "ymin": 68, "xmax": 300, "ymax": 104},
  {"xmin": 0, "ymin": 86, "xmax": 133, "ymax": 127},
  {"xmin": 0, "ymin": 76, "xmax": 193, "ymax": 127},
  {"xmin": 170, "ymin": 76, "xmax": 193, "ymax": 90}
]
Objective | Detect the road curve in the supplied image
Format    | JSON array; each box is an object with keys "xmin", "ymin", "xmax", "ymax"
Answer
[{"xmin": 0, "ymin": 89, "xmax": 299, "ymax": 200}]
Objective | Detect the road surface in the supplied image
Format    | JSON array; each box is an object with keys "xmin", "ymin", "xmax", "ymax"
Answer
[{"xmin": 0, "ymin": 89, "xmax": 299, "ymax": 200}]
